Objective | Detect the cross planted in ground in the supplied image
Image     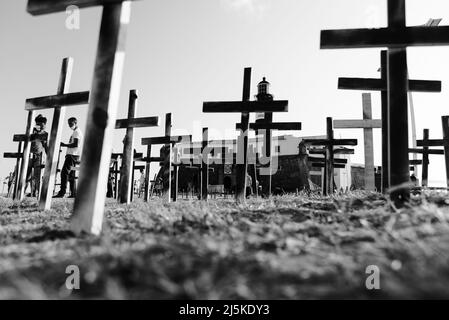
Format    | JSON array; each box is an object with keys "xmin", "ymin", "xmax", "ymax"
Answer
[
  {"xmin": 21, "ymin": 58, "xmax": 89, "ymax": 209},
  {"xmin": 141, "ymin": 113, "xmax": 191, "ymax": 203},
  {"xmin": 28, "ymin": 0, "xmax": 142, "ymax": 235},
  {"xmin": 236, "ymin": 116, "xmax": 301, "ymax": 196},
  {"xmin": 320, "ymin": 0, "xmax": 449, "ymax": 205},
  {"xmin": 416, "ymin": 117, "xmax": 449, "ymax": 187},
  {"xmin": 304, "ymin": 118, "xmax": 357, "ymax": 196},
  {"xmin": 114, "ymin": 89, "xmax": 159, "ymax": 204},
  {"xmin": 337, "ymin": 50, "xmax": 441, "ymax": 192},
  {"xmin": 333, "ymin": 93, "xmax": 381, "ymax": 192},
  {"xmin": 203, "ymin": 68, "xmax": 288, "ymax": 202}
]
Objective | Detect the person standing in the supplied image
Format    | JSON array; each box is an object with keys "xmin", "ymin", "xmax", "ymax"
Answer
[
  {"xmin": 26, "ymin": 114, "xmax": 48, "ymax": 197},
  {"xmin": 54, "ymin": 117, "xmax": 83, "ymax": 198}
]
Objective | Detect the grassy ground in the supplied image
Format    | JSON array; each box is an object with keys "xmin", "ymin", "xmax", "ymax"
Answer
[{"xmin": 1, "ymin": 192, "xmax": 449, "ymax": 299}]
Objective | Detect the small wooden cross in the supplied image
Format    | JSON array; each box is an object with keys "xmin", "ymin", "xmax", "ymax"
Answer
[
  {"xmin": 203, "ymin": 68, "xmax": 288, "ymax": 202},
  {"xmin": 416, "ymin": 118, "xmax": 449, "ymax": 187},
  {"xmin": 309, "ymin": 147, "xmax": 354, "ymax": 192},
  {"xmin": 3, "ymin": 133, "xmax": 26, "ymax": 199},
  {"xmin": 141, "ymin": 113, "xmax": 191, "ymax": 202},
  {"xmin": 304, "ymin": 118, "xmax": 357, "ymax": 196},
  {"xmin": 337, "ymin": 50, "xmax": 441, "ymax": 192},
  {"xmin": 21, "ymin": 58, "xmax": 90, "ymax": 208},
  {"xmin": 410, "ymin": 129, "xmax": 444, "ymax": 187},
  {"xmin": 333, "ymin": 93, "xmax": 381, "ymax": 191},
  {"xmin": 236, "ymin": 118, "xmax": 301, "ymax": 196},
  {"xmin": 114, "ymin": 90, "xmax": 159, "ymax": 204},
  {"xmin": 321, "ymin": 0, "xmax": 449, "ymax": 205}
]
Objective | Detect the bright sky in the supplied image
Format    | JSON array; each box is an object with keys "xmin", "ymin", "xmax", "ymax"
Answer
[{"xmin": 2, "ymin": 0, "xmax": 449, "ymax": 188}]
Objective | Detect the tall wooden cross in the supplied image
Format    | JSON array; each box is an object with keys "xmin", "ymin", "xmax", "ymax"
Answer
[
  {"xmin": 141, "ymin": 113, "xmax": 191, "ymax": 202},
  {"xmin": 333, "ymin": 93, "xmax": 381, "ymax": 191},
  {"xmin": 304, "ymin": 118, "xmax": 357, "ymax": 195},
  {"xmin": 236, "ymin": 119, "xmax": 301, "ymax": 196},
  {"xmin": 27, "ymin": 0, "xmax": 141, "ymax": 234},
  {"xmin": 203, "ymin": 68, "xmax": 288, "ymax": 202},
  {"xmin": 115, "ymin": 90, "xmax": 159, "ymax": 204},
  {"xmin": 321, "ymin": 0, "xmax": 449, "ymax": 205},
  {"xmin": 20, "ymin": 58, "xmax": 90, "ymax": 208},
  {"xmin": 416, "ymin": 117, "xmax": 449, "ymax": 187},
  {"xmin": 410, "ymin": 129, "xmax": 444, "ymax": 187},
  {"xmin": 337, "ymin": 50, "xmax": 441, "ymax": 192}
]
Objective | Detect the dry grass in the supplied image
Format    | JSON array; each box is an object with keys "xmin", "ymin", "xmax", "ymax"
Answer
[{"xmin": 1, "ymin": 191, "xmax": 449, "ymax": 299}]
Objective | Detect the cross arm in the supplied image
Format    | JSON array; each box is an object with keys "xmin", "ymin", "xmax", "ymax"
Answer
[
  {"xmin": 338, "ymin": 78, "xmax": 441, "ymax": 92},
  {"xmin": 308, "ymin": 156, "xmax": 348, "ymax": 164},
  {"xmin": 333, "ymin": 119, "xmax": 382, "ymax": 129},
  {"xmin": 321, "ymin": 26, "xmax": 449, "ymax": 49},
  {"xmin": 3, "ymin": 152, "xmax": 22, "ymax": 159},
  {"xmin": 410, "ymin": 159, "xmax": 423, "ymax": 165},
  {"xmin": 25, "ymin": 91, "xmax": 90, "ymax": 111},
  {"xmin": 409, "ymin": 148, "xmax": 444, "ymax": 155},
  {"xmin": 203, "ymin": 100, "xmax": 288, "ymax": 113},
  {"xmin": 312, "ymin": 163, "xmax": 346, "ymax": 169},
  {"xmin": 141, "ymin": 135, "xmax": 192, "ymax": 146},
  {"xmin": 13, "ymin": 134, "xmax": 28, "ymax": 142},
  {"xmin": 236, "ymin": 122, "xmax": 302, "ymax": 131},
  {"xmin": 27, "ymin": 0, "xmax": 141, "ymax": 15},
  {"xmin": 115, "ymin": 116, "xmax": 160, "ymax": 129},
  {"xmin": 142, "ymin": 157, "xmax": 165, "ymax": 163},
  {"xmin": 304, "ymin": 139, "xmax": 357, "ymax": 146},
  {"xmin": 417, "ymin": 139, "xmax": 446, "ymax": 147}
]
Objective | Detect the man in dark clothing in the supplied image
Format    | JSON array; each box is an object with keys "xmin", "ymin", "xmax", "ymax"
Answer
[
  {"xmin": 26, "ymin": 114, "xmax": 48, "ymax": 197},
  {"xmin": 53, "ymin": 118, "xmax": 83, "ymax": 198}
]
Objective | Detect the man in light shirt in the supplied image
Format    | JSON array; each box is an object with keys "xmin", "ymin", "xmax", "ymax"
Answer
[{"xmin": 54, "ymin": 117, "xmax": 83, "ymax": 198}]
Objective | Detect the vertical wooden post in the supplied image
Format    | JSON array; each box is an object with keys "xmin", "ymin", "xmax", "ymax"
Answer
[
  {"xmin": 236, "ymin": 68, "xmax": 251, "ymax": 202},
  {"xmin": 421, "ymin": 129, "xmax": 429, "ymax": 187},
  {"xmin": 72, "ymin": 3, "xmax": 132, "ymax": 235},
  {"xmin": 13, "ymin": 141, "xmax": 23, "ymax": 200},
  {"xmin": 387, "ymin": 0, "xmax": 410, "ymax": 205},
  {"xmin": 325, "ymin": 117, "xmax": 334, "ymax": 196},
  {"xmin": 201, "ymin": 127, "xmax": 209, "ymax": 201},
  {"xmin": 388, "ymin": 48, "xmax": 409, "ymax": 202},
  {"xmin": 118, "ymin": 90, "xmax": 138, "ymax": 204},
  {"xmin": 173, "ymin": 148, "xmax": 179, "ymax": 202},
  {"xmin": 381, "ymin": 51, "xmax": 389, "ymax": 193},
  {"xmin": 144, "ymin": 145, "xmax": 151, "ymax": 201},
  {"xmin": 39, "ymin": 58, "xmax": 73, "ymax": 210},
  {"xmin": 164, "ymin": 113, "xmax": 172, "ymax": 202},
  {"xmin": 362, "ymin": 93, "xmax": 375, "ymax": 191},
  {"xmin": 114, "ymin": 159, "xmax": 119, "ymax": 199},
  {"xmin": 17, "ymin": 111, "xmax": 35, "ymax": 200},
  {"xmin": 442, "ymin": 116, "xmax": 449, "ymax": 188}
]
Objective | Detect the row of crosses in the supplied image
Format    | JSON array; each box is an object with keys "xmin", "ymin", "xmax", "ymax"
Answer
[{"xmin": 5, "ymin": 0, "xmax": 449, "ymax": 237}]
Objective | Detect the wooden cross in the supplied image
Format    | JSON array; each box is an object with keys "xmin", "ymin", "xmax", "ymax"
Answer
[
  {"xmin": 410, "ymin": 129, "xmax": 444, "ymax": 187},
  {"xmin": 28, "ymin": 0, "xmax": 140, "ymax": 234},
  {"xmin": 309, "ymin": 147, "xmax": 355, "ymax": 193},
  {"xmin": 333, "ymin": 93, "xmax": 381, "ymax": 191},
  {"xmin": 114, "ymin": 90, "xmax": 159, "ymax": 204},
  {"xmin": 203, "ymin": 67, "xmax": 288, "ymax": 202},
  {"xmin": 416, "ymin": 117, "xmax": 449, "ymax": 187},
  {"xmin": 141, "ymin": 113, "xmax": 191, "ymax": 202},
  {"xmin": 304, "ymin": 118, "xmax": 357, "ymax": 196},
  {"xmin": 3, "ymin": 134, "xmax": 26, "ymax": 199},
  {"xmin": 337, "ymin": 50, "xmax": 441, "ymax": 192},
  {"xmin": 321, "ymin": 0, "xmax": 449, "ymax": 205},
  {"xmin": 20, "ymin": 58, "xmax": 90, "ymax": 208},
  {"xmin": 236, "ymin": 118, "xmax": 301, "ymax": 196}
]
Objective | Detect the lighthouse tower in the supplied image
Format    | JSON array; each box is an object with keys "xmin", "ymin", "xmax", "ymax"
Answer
[{"xmin": 255, "ymin": 77, "xmax": 274, "ymax": 122}]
